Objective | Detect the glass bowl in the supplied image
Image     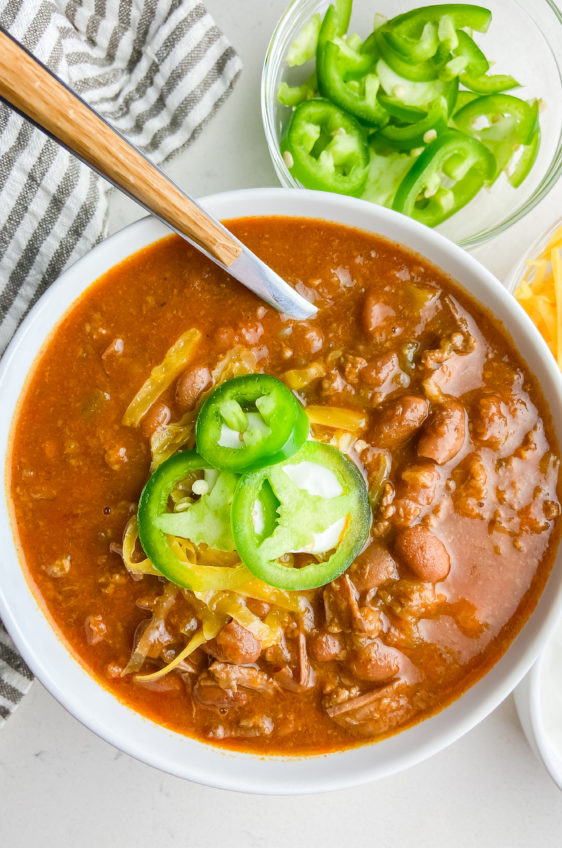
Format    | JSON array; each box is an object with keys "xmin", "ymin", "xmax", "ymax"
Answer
[
  {"xmin": 261, "ymin": 0, "xmax": 562, "ymax": 248},
  {"xmin": 505, "ymin": 217, "xmax": 562, "ymax": 293}
]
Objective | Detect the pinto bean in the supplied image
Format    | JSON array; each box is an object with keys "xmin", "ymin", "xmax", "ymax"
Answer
[
  {"xmin": 362, "ymin": 293, "xmax": 396, "ymax": 336},
  {"xmin": 347, "ymin": 640, "xmax": 400, "ymax": 682},
  {"xmin": 394, "ymin": 525, "xmax": 450, "ymax": 582},
  {"xmin": 176, "ymin": 364, "xmax": 211, "ymax": 412},
  {"xmin": 211, "ymin": 619, "xmax": 262, "ymax": 665},
  {"xmin": 309, "ymin": 631, "xmax": 347, "ymax": 662},
  {"xmin": 370, "ymin": 395, "xmax": 429, "ymax": 449},
  {"xmin": 245, "ymin": 598, "xmax": 271, "ymax": 618},
  {"xmin": 362, "ymin": 352, "xmax": 400, "ymax": 388},
  {"xmin": 417, "ymin": 399, "xmax": 466, "ymax": 464},
  {"xmin": 140, "ymin": 402, "xmax": 171, "ymax": 439},
  {"xmin": 350, "ymin": 544, "xmax": 398, "ymax": 592}
]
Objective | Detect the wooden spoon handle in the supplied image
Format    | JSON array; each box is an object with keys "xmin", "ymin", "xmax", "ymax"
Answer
[{"xmin": 0, "ymin": 28, "xmax": 241, "ymax": 267}]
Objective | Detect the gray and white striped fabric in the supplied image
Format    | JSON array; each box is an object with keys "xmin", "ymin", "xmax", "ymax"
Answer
[{"xmin": 0, "ymin": 0, "xmax": 242, "ymax": 725}]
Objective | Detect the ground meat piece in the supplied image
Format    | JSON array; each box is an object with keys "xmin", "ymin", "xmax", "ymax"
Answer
[
  {"xmin": 399, "ymin": 463, "xmax": 440, "ymax": 505},
  {"xmin": 321, "ymin": 368, "xmax": 352, "ymax": 402},
  {"xmin": 84, "ymin": 614, "xmax": 107, "ymax": 645},
  {"xmin": 342, "ymin": 353, "xmax": 368, "ymax": 385},
  {"xmin": 392, "ymin": 498, "xmax": 423, "ymax": 527},
  {"xmin": 472, "ymin": 394, "xmax": 510, "ymax": 449},
  {"xmin": 239, "ymin": 321, "xmax": 263, "ymax": 345},
  {"xmin": 308, "ymin": 630, "xmax": 347, "ymax": 662},
  {"xmin": 417, "ymin": 399, "xmax": 466, "ymax": 464},
  {"xmin": 394, "ymin": 525, "xmax": 450, "ymax": 582},
  {"xmin": 350, "ymin": 543, "xmax": 398, "ymax": 592},
  {"xmin": 393, "ymin": 463, "xmax": 441, "ymax": 526},
  {"xmin": 292, "ymin": 322, "xmax": 324, "ymax": 356},
  {"xmin": 369, "ymin": 395, "xmax": 429, "ymax": 449},
  {"xmin": 355, "ymin": 606, "xmax": 384, "ymax": 637},
  {"xmin": 347, "ymin": 639, "xmax": 401, "ymax": 682},
  {"xmin": 207, "ymin": 620, "xmax": 262, "ymax": 665},
  {"xmin": 452, "ymin": 452, "xmax": 488, "ymax": 519},
  {"xmin": 208, "ymin": 715, "xmax": 274, "ymax": 739}
]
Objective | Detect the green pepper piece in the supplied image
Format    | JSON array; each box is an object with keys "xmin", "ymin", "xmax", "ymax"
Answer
[
  {"xmin": 317, "ymin": 40, "xmax": 388, "ymax": 128},
  {"xmin": 453, "ymin": 89, "xmax": 480, "ymax": 113},
  {"xmin": 281, "ymin": 98, "xmax": 369, "ymax": 195},
  {"xmin": 232, "ymin": 441, "xmax": 371, "ymax": 591},
  {"xmin": 377, "ymin": 58, "xmax": 456, "ymax": 110},
  {"xmin": 360, "ymin": 140, "xmax": 416, "ymax": 207},
  {"xmin": 377, "ymin": 91, "xmax": 427, "ymax": 122},
  {"xmin": 155, "ymin": 469, "xmax": 238, "ymax": 552},
  {"xmin": 286, "ymin": 13, "xmax": 322, "ymax": 67},
  {"xmin": 378, "ymin": 97, "xmax": 448, "ymax": 150},
  {"xmin": 508, "ymin": 126, "xmax": 540, "ymax": 189},
  {"xmin": 449, "ymin": 29, "xmax": 519, "ymax": 93},
  {"xmin": 375, "ymin": 30, "xmax": 439, "ymax": 82},
  {"xmin": 196, "ymin": 374, "xmax": 309, "ymax": 473},
  {"xmin": 317, "ymin": 0, "xmax": 352, "ymax": 52},
  {"xmin": 137, "ymin": 451, "xmax": 249, "ymax": 590},
  {"xmin": 384, "ymin": 4, "xmax": 492, "ymax": 63},
  {"xmin": 277, "ymin": 73, "xmax": 318, "ymax": 107},
  {"xmin": 460, "ymin": 70, "xmax": 520, "ymax": 95},
  {"xmin": 452, "ymin": 29, "xmax": 489, "ymax": 77},
  {"xmin": 454, "ymin": 94, "xmax": 539, "ymax": 179},
  {"xmin": 393, "ymin": 128, "xmax": 495, "ymax": 226}
]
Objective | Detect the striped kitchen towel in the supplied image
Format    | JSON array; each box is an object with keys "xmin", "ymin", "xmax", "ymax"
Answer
[{"xmin": 0, "ymin": 0, "xmax": 242, "ymax": 726}]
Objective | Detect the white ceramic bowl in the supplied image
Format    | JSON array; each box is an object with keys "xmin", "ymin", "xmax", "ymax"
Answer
[
  {"xmin": 2, "ymin": 188, "xmax": 562, "ymax": 794},
  {"xmin": 514, "ymin": 621, "xmax": 562, "ymax": 791}
]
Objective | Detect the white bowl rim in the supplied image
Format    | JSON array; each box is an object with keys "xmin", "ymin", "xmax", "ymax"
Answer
[{"xmin": 2, "ymin": 187, "xmax": 562, "ymax": 794}]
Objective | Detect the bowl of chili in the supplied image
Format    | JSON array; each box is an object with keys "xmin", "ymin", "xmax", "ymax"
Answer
[
  {"xmin": 1, "ymin": 187, "xmax": 562, "ymax": 793},
  {"xmin": 262, "ymin": 0, "xmax": 562, "ymax": 248}
]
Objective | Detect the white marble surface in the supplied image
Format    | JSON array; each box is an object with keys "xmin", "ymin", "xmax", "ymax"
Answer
[{"xmin": 2, "ymin": 0, "xmax": 562, "ymax": 842}]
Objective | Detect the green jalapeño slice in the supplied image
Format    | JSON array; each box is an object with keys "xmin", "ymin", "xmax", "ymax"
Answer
[
  {"xmin": 137, "ymin": 450, "xmax": 248, "ymax": 590},
  {"xmin": 232, "ymin": 441, "xmax": 372, "ymax": 591},
  {"xmin": 196, "ymin": 374, "xmax": 309, "ymax": 473}
]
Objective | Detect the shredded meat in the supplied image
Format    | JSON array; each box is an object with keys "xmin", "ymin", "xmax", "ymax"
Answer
[
  {"xmin": 208, "ymin": 662, "xmax": 278, "ymax": 694},
  {"xmin": 324, "ymin": 682, "xmax": 417, "ymax": 737}
]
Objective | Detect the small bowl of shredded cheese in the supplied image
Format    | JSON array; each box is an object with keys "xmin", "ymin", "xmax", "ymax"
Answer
[
  {"xmin": 510, "ymin": 220, "xmax": 562, "ymax": 368},
  {"xmin": 511, "ymin": 221, "xmax": 562, "ymax": 790}
]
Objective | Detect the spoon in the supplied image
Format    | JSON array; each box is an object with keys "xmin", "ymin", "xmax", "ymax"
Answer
[{"xmin": 0, "ymin": 27, "xmax": 316, "ymax": 320}]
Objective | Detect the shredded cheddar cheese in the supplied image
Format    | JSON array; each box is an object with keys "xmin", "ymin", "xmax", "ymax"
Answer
[
  {"xmin": 514, "ymin": 224, "xmax": 562, "ymax": 367},
  {"xmin": 123, "ymin": 327, "xmax": 201, "ymax": 427}
]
